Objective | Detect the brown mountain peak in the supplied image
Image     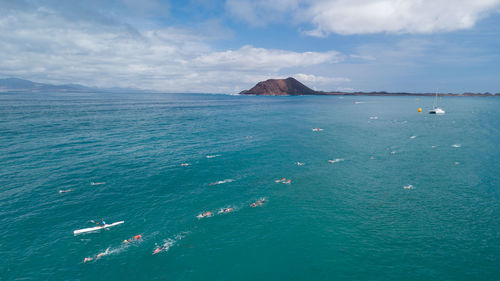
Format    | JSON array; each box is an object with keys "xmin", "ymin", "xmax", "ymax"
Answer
[{"xmin": 239, "ymin": 77, "xmax": 318, "ymax": 96}]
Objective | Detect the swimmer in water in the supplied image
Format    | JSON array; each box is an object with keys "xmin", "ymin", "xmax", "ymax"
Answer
[
  {"xmin": 152, "ymin": 242, "xmax": 172, "ymax": 255},
  {"xmin": 90, "ymin": 182, "xmax": 105, "ymax": 186},
  {"xmin": 219, "ymin": 207, "xmax": 233, "ymax": 214},
  {"xmin": 197, "ymin": 211, "xmax": 212, "ymax": 219},
  {"xmin": 181, "ymin": 163, "xmax": 190, "ymax": 166},
  {"xmin": 123, "ymin": 234, "xmax": 142, "ymax": 243},
  {"xmin": 251, "ymin": 199, "xmax": 265, "ymax": 207},
  {"xmin": 83, "ymin": 251, "xmax": 107, "ymax": 263},
  {"xmin": 152, "ymin": 245, "xmax": 167, "ymax": 255}
]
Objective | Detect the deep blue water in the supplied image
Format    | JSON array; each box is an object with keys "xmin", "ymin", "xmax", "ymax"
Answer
[{"xmin": 0, "ymin": 92, "xmax": 498, "ymax": 280}]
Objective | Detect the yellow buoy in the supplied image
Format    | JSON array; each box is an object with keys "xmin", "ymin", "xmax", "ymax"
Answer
[{"xmin": 418, "ymin": 108, "xmax": 422, "ymax": 112}]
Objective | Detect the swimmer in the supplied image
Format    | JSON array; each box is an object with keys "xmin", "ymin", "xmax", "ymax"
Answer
[
  {"xmin": 197, "ymin": 211, "xmax": 212, "ymax": 219},
  {"xmin": 210, "ymin": 179, "xmax": 234, "ymax": 186},
  {"xmin": 206, "ymin": 154, "xmax": 220, "ymax": 159},
  {"xmin": 152, "ymin": 243, "xmax": 170, "ymax": 255},
  {"xmin": 96, "ymin": 252, "xmax": 106, "ymax": 258},
  {"xmin": 250, "ymin": 199, "xmax": 265, "ymax": 207},
  {"xmin": 312, "ymin": 128, "xmax": 324, "ymax": 131},
  {"xmin": 83, "ymin": 251, "xmax": 107, "ymax": 263},
  {"xmin": 90, "ymin": 182, "xmax": 105, "ymax": 186},
  {"xmin": 403, "ymin": 185, "xmax": 414, "ymax": 189},
  {"xmin": 123, "ymin": 234, "xmax": 142, "ymax": 243},
  {"xmin": 218, "ymin": 207, "xmax": 233, "ymax": 214},
  {"xmin": 181, "ymin": 163, "xmax": 190, "ymax": 166},
  {"xmin": 296, "ymin": 162, "xmax": 304, "ymax": 166}
]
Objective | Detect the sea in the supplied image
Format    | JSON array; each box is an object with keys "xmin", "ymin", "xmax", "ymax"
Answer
[{"xmin": 0, "ymin": 92, "xmax": 498, "ymax": 280}]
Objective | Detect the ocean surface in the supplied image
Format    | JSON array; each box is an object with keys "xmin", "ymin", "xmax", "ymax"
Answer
[{"xmin": 0, "ymin": 92, "xmax": 498, "ymax": 280}]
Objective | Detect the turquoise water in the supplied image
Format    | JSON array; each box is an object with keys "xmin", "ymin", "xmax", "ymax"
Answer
[{"xmin": 0, "ymin": 92, "xmax": 498, "ymax": 280}]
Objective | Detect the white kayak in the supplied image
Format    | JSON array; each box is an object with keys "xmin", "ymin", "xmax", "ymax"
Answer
[{"xmin": 73, "ymin": 221, "xmax": 124, "ymax": 235}]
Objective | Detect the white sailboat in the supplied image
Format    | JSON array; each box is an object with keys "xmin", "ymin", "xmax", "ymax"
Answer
[{"xmin": 429, "ymin": 90, "xmax": 445, "ymax": 114}]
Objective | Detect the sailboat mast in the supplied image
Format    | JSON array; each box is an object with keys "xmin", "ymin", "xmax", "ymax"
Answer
[{"xmin": 434, "ymin": 89, "xmax": 438, "ymax": 108}]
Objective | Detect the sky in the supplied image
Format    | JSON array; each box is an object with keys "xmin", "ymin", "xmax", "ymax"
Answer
[{"xmin": 1, "ymin": 0, "xmax": 499, "ymax": 93}]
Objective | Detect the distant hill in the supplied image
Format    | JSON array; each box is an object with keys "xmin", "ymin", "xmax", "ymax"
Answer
[
  {"xmin": 239, "ymin": 77, "xmax": 499, "ymax": 97},
  {"xmin": 0, "ymin": 78, "xmax": 96, "ymax": 93},
  {"xmin": 0, "ymin": 78, "xmax": 151, "ymax": 93},
  {"xmin": 239, "ymin": 77, "xmax": 318, "ymax": 96}
]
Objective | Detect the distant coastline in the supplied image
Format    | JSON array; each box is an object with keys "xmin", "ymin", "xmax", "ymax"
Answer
[
  {"xmin": 1, "ymin": 77, "xmax": 498, "ymax": 96},
  {"xmin": 239, "ymin": 77, "xmax": 499, "ymax": 97},
  {"xmin": 299, "ymin": 91, "xmax": 500, "ymax": 97},
  {"xmin": 0, "ymin": 78, "xmax": 152, "ymax": 94}
]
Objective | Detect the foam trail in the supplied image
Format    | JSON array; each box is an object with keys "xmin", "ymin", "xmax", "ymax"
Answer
[{"xmin": 210, "ymin": 179, "xmax": 234, "ymax": 186}]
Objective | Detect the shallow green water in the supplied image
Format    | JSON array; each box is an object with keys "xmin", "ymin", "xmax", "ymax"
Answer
[{"xmin": 0, "ymin": 93, "xmax": 498, "ymax": 280}]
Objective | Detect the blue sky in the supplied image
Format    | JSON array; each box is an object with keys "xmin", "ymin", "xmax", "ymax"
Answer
[{"xmin": 1, "ymin": 0, "xmax": 499, "ymax": 93}]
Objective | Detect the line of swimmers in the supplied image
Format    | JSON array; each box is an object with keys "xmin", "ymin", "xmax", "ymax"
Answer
[
  {"xmin": 275, "ymin": 178, "xmax": 291, "ymax": 184},
  {"xmin": 198, "ymin": 199, "xmax": 267, "ymax": 219}
]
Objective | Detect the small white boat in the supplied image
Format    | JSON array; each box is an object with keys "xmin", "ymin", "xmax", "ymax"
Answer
[
  {"xmin": 73, "ymin": 221, "xmax": 124, "ymax": 235},
  {"xmin": 429, "ymin": 90, "xmax": 445, "ymax": 114}
]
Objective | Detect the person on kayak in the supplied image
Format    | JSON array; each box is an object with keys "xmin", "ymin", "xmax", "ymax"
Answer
[{"xmin": 99, "ymin": 218, "xmax": 106, "ymax": 227}]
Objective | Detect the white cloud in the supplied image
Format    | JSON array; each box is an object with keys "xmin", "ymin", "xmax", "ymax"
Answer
[
  {"xmin": 226, "ymin": 0, "xmax": 500, "ymax": 35},
  {"xmin": 305, "ymin": 0, "xmax": 500, "ymax": 35},
  {"xmin": 192, "ymin": 46, "xmax": 342, "ymax": 72},
  {"xmin": 293, "ymin": 73, "xmax": 350, "ymax": 84},
  {"xmin": 0, "ymin": 7, "xmax": 344, "ymax": 93}
]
